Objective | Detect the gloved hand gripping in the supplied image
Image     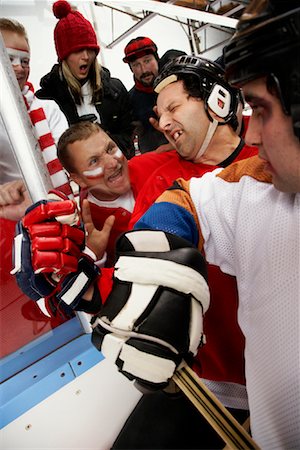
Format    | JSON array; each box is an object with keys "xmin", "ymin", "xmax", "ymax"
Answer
[
  {"xmin": 12, "ymin": 194, "xmax": 99, "ymax": 310},
  {"xmin": 92, "ymin": 230, "xmax": 210, "ymax": 391}
]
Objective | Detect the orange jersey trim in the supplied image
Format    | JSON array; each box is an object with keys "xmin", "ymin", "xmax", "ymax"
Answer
[{"xmin": 217, "ymin": 155, "xmax": 272, "ymax": 184}]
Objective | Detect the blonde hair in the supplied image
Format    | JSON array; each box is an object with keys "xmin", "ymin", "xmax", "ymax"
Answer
[
  {"xmin": 61, "ymin": 57, "xmax": 102, "ymax": 105},
  {"xmin": 0, "ymin": 18, "xmax": 30, "ymax": 48}
]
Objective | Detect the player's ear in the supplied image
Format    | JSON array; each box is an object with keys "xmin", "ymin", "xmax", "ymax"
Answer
[{"xmin": 70, "ymin": 172, "xmax": 86, "ymax": 188}]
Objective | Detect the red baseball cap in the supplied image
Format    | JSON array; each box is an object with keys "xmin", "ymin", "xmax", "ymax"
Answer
[{"xmin": 123, "ymin": 36, "xmax": 158, "ymax": 63}]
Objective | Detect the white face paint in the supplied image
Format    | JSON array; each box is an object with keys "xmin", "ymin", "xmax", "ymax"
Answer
[
  {"xmin": 6, "ymin": 47, "xmax": 30, "ymax": 68},
  {"xmin": 114, "ymin": 148, "xmax": 123, "ymax": 159},
  {"xmin": 82, "ymin": 148, "xmax": 123, "ymax": 179},
  {"xmin": 82, "ymin": 166, "xmax": 104, "ymax": 179}
]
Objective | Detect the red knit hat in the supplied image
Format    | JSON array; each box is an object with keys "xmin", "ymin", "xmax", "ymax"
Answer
[
  {"xmin": 53, "ymin": 0, "xmax": 100, "ymax": 61},
  {"xmin": 123, "ymin": 37, "xmax": 158, "ymax": 63}
]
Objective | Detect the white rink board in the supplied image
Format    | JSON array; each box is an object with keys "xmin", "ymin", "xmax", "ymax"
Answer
[{"xmin": 2, "ymin": 358, "xmax": 141, "ymax": 450}]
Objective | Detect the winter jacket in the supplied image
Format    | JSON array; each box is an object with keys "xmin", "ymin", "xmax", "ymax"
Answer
[
  {"xmin": 129, "ymin": 86, "xmax": 168, "ymax": 153},
  {"xmin": 36, "ymin": 64, "xmax": 135, "ymax": 159}
]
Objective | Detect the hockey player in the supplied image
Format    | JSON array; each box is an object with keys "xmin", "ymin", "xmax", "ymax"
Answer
[
  {"xmin": 50, "ymin": 59, "xmax": 258, "ymax": 446},
  {"xmin": 12, "ymin": 58, "xmax": 256, "ymax": 448},
  {"xmin": 108, "ymin": 1, "xmax": 300, "ymax": 448}
]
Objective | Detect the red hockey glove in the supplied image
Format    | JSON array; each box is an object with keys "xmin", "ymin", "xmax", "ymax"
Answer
[
  {"xmin": 21, "ymin": 196, "xmax": 83, "ymax": 275},
  {"xmin": 12, "ymin": 193, "xmax": 85, "ymax": 301}
]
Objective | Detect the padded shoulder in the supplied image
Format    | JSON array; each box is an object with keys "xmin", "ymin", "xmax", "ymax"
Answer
[{"xmin": 217, "ymin": 155, "xmax": 272, "ymax": 184}]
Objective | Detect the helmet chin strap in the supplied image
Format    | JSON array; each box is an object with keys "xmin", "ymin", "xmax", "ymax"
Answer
[{"xmin": 194, "ymin": 118, "xmax": 219, "ymax": 161}]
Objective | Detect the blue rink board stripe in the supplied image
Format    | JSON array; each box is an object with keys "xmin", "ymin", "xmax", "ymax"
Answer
[
  {"xmin": 0, "ymin": 334, "xmax": 104, "ymax": 428},
  {"xmin": 0, "ymin": 317, "xmax": 84, "ymax": 383}
]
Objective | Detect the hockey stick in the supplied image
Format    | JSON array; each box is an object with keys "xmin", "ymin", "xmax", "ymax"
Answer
[
  {"xmin": 173, "ymin": 366, "xmax": 260, "ymax": 450},
  {"xmin": 0, "ymin": 35, "xmax": 91, "ymax": 333}
]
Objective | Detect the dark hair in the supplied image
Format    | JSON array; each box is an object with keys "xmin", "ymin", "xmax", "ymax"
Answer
[{"xmin": 177, "ymin": 73, "xmax": 205, "ymax": 100}]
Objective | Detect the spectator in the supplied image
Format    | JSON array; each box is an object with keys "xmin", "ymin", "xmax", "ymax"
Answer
[
  {"xmin": 0, "ymin": 17, "xmax": 72, "ymax": 218},
  {"xmin": 123, "ymin": 36, "xmax": 185, "ymax": 153},
  {"xmin": 111, "ymin": 55, "xmax": 257, "ymax": 450},
  {"xmin": 36, "ymin": 0, "xmax": 135, "ymax": 159},
  {"xmin": 0, "ymin": 18, "xmax": 74, "ymax": 338}
]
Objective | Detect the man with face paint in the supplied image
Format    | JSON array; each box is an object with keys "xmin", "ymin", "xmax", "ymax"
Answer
[
  {"xmin": 57, "ymin": 121, "xmax": 175, "ymax": 267},
  {"xmin": 0, "ymin": 18, "xmax": 74, "ymax": 344}
]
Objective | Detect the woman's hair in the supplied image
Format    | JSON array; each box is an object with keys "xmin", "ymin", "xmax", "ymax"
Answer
[
  {"xmin": 61, "ymin": 57, "xmax": 102, "ymax": 105},
  {"xmin": 0, "ymin": 18, "xmax": 29, "ymax": 47},
  {"xmin": 57, "ymin": 121, "xmax": 103, "ymax": 173}
]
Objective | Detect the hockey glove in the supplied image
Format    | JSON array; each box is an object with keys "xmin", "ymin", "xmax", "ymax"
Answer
[
  {"xmin": 12, "ymin": 193, "xmax": 99, "ymax": 310},
  {"xmin": 91, "ymin": 230, "xmax": 210, "ymax": 391}
]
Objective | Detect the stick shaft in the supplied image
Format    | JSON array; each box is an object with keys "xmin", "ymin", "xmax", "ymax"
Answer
[
  {"xmin": 173, "ymin": 366, "xmax": 260, "ymax": 450},
  {"xmin": 0, "ymin": 34, "xmax": 91, "ymax": 332}
]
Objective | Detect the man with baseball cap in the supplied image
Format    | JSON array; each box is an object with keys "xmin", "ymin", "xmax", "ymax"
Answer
[{"xmin": 123, "ymin": 36, "xmax": 184, "ymax": 153}]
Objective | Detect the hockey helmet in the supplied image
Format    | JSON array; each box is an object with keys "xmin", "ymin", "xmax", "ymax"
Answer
[
  {"xmin": 224, "ymin": 0, "xmax": 300, "ymax": 139},
  {"xmin": 154, "ymin": 54, "xmax": 241, "ymax": 130}
]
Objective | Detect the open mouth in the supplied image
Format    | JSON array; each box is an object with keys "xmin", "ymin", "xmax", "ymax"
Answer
[
  {"xmin": 79, "ymin": 64, "xmax": 89, "ymax": 73},
  {"xmin": 171, "ymin": 130, "xmax": 183, "ymax": 142},
  {"xmin": 107, "ymin": 167, "xmax": 123, "ymax": 184}
]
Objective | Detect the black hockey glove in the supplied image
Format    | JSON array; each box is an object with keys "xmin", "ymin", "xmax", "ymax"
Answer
[{"xmin": 91, "ymin": 230, "xmax": 210, "ymax": 391}]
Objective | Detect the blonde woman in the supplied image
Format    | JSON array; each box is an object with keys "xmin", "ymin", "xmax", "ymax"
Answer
[{"xmin": 36, "ymin": 0, "xmax": 135, "ymax": 159}]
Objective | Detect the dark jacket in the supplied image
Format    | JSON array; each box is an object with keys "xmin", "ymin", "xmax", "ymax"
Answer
[
  {"xmin": 129, "ymin": 87, "xmax": 168, "ymax": 153},
  {"xmin": 36, "ymin": 64, "xmax": 135, "ymax": 159}
]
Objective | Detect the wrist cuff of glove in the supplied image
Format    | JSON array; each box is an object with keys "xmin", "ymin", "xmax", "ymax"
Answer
[
  {"xmin": 57, "ymin": 256, "xmax": 99, "ymax": 310},
  {"xmin": 76, "ymin": 287, "xmax": 102, "ymax": 314},
  {"xmin": 83, "ymin": 247, "xmax": 107, "ymax": 268}
]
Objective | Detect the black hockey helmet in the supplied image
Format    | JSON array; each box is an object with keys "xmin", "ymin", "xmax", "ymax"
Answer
[
  {"xmin": 154, "ymin": 54, "xmax": 241, "ymax": 131},
  {"xmin": 224, "ymin": 0, "xmax": 300, "ymax": 139}
]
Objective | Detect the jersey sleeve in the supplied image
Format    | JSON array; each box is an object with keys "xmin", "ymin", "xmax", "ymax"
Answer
[
  {"xmin": 134, "ymin": 178, "xmax": 201, "ymax": 248},
  {"xmin": 134, "ymin": 161, "xmax": 257, "ymax": 277}
]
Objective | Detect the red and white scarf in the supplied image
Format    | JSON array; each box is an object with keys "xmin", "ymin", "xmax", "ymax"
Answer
[{"xmin": 22, "ymin": 82, "xmax": 73, "ymax": 199}]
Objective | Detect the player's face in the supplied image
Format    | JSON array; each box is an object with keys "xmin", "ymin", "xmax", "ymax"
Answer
[
  {"xmin": 244, "ymin": 77, "xmax": 300, "ymax": 193},
  {"xmin": 130, "ymin": 54, "xmax": 158, "ymax": 87},
  {"xmin": 156, "ymin": 80, "xmax": 210, "ymax": 161},
  {"xmin": 69, "ymin": 130, "xmax": 131, "ymax": 200},
  {"xmin": 66, "ymin": 48, "xmax": 96, "ymax": 81},
  {"xmin": 2, "ymin": 30, "xmax": 30, "ymax": 91}
]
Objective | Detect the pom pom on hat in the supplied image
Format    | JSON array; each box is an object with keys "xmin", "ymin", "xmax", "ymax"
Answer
[
  {"xmin": 53, "ymin": 0, "xmax": 71, "ymax": 18},
  {"xmin": 52, "ymin": 0, "xmax": 100, "ymax": 61}
]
